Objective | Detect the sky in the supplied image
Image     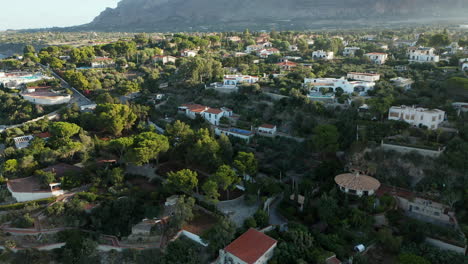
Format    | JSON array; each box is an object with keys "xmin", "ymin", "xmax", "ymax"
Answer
[{"xmin": 0, "ymin": 0, "xmax": 120, "ymax": 30}]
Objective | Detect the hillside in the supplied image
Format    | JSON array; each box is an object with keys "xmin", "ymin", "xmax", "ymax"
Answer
[{"xmin": 80, "ymin": 0, "xmax": 468, "ymax": 31}]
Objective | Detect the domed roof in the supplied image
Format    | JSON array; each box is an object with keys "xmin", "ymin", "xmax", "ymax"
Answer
[{"xmin": 334, "ymin": 172, "xmax": 381, "ymax": 191}]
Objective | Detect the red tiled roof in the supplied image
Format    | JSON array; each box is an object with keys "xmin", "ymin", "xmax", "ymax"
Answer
[
  {"xmin": 93, "ymin": 57, "xmax": 113, "ymax": 61},
  {"xmin": 7, "ymin": 176, "xmax": 50, "ymax": 193},
  {"xmin": 276, "ymin": 61, "xmax": 297, "ymax": 66},
  {"xmin": 326, "ymin": 256, "xmax": 342, "ymax": 264},
  {"xmin": 34, "ymin": 132, "xmax": 52, "ymax": 139},
  {"xmin": 205, "ymin": 108, "xmax": 223, "ymax": 114},
  {"xmin": 224, "ymin": 229, "xmax": 277, "ymax": 264},
  {"xmin": 260, "ymin": 124, "xmax": 276, "ymax": 129},
  {"xmin": 335, "ymin": 173, "xmax": 381, "ymax": 191},
  {"xmin": 42, "ymin": 163, "xmax": 83, "ymax": 177},
  {"xmin": 181, "ymin": 104, "xmax": 208, "ymax": 113}
]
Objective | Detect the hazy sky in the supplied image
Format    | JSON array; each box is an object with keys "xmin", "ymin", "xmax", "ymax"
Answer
[{"xmin": 0, "ymin": 0, "xmax": 120, "ymax": 30}]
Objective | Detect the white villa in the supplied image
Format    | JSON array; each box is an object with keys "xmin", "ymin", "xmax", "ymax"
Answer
[
  {"xmin": 91, "ymin": 57, "xmax": 115, "ymax": 68},
  {"xmin": 245, "ymin": 45, "xmax": 264, "ymax": 53},
  {"xmin": 388, "ymin": 105, "xmax": 445, "ymax": 129},
  {"xmin": 222, "ymin": 75, "xmax": 259, "ymax": 88},
  {"xmin": 364, "ymin": 53, "xmax": 388, "ymax": 65},
  {"xmin": 343, "ymin": 47, "xmax": 360, "ymax": 57},
  {"xmin": 407, "ymin": 47, "xmax": 440, "ymax": 63},
  {"xmin": 257, "ymin": 124, "xmax": 277, "ymax": 136},
  {"xmin": 21, "ymin": 86, "xmax": 71, "ymax": 105},
  {"xmin": 347, "ymin": 72, "xmax": 380, "ymax": 82},
  {"xmin": 257, "ymin": 48, "xmax": 280, "ymax": 58},
  {"xmin": 391, "ymin": 77, "xmax": 414, "ymax": 90},
  {"xmin": 7, "ymin": 176, "xmax": 63, "ymax": 202},
  {"xmin": 152, "ymin": 55, "xmax": 176, "ymax": 65},
  {"xmin": 304, "ymin": 77, "xmax": 375, "ymax": 95},
  {"xmin": 13, "ymin": 135, "xmax": 34, "ymax": 149},
  {"xmin": 217, "ymin": 229, "xmax": 277, "ymax": 264},
  {"xmin": 312, "ymin": 50, "xmax": 334, "ymax": 60},
  {"xmin": 181, "ymin": 50, "xmax": 198, "ymax": 57},
  {"xmin": 178, "ymin": 104, "xmax": 234, "ymax": 126}
]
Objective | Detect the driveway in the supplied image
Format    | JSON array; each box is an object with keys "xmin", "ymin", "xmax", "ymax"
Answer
[
  {"xmin": 216, "ymin": 196, "xmax": 259, "ymax": 227},
  {"xmin": 268, "ymin": 194, "xmax": 288, "ymax": 227}
]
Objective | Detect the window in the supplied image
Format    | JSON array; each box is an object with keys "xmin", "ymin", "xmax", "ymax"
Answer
[
  {"xmin": 421, "ymin": 116, "xmax": 424, "ymax": 120},
  {"xmin": 432, "ymin": 116, "xmax": 436, "ymax": 122},
  {"xmin": 434, "ymin": 212, "xmax": 440, "ymax": 216}
]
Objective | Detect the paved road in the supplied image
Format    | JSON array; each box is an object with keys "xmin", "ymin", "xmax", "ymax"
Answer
[
  {"xmin": 268, "ymin": 193, "xmax": 288, "ymax": 227},
  {"xmin": 216, "ymin": 196, "xmax": 260, "ymax": 227}
]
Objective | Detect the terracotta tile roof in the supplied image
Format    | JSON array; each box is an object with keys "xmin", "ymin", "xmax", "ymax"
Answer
[
  {"xmin": 326, "ymin": 256, "xmax": 342, "ymax": 264},
  {"xmin": 7, "ymin": 176, "xmax": 49, "ymax": 193},
  {"xmin": 205, "ymin": 108, "xmax": 223, "ymax": 114},
  {"xmin": 335, "ymin": 173, "xmax": 381, "ymax": 191},
  {"xmin": 93, "ymin": 57, "xmax": 113, "ymax": 62},
  {"xmin": 42, "ymin": 163, "xmax": 83, "ymax": 177},
  {"xmin": 260, "ymin": 124, "xmax": 276, "ymax": 129},
  {"xmin": 224, "ymin": 229, "xmax": 277, "ymax": 264},
  {"xmin": 181, "ymin": 104, "xmax": 208, "ymax": 113},
  {"xmin": 276, "ymin": 61, "xmax": 297, "ymax": 66},
  {"xmin": 34, "ymin": 132, "xmax": 52, "ymax": 139}
]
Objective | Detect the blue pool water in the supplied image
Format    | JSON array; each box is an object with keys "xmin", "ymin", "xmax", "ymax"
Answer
[
  {"xmin": 20, "ymin": 75, "xmax": 41, "ymax": 80},
  {"xmin": 77, "ymin": 67, "xmax": 92, "ymax": 70},
  {"xmin": 229, "ymin": 128, "xmax": 252, "ymax": 135}
]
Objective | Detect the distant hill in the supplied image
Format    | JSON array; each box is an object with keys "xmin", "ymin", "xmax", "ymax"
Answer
[{"xmin": 79, "ymin": 0, "xmax": 468, "ymax": 32}]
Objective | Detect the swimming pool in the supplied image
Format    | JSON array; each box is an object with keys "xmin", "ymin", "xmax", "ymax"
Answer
[
  {"xmin": 20, "ymin": 75, "xmax": 41, "ymax": 80},
  {"xmin": 228, "ymin": 128, "xmax": 252, "ymax": 135}
]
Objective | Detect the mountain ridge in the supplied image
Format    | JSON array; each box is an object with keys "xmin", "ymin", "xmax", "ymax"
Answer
[{"xmin": 78, "ymin": 0, "xmax": 468, "ymax": 32}]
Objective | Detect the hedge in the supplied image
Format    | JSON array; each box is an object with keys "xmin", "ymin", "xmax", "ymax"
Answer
[{"xmin": 0, "ymin": 197, "xmax": 56, "ymax": 211}]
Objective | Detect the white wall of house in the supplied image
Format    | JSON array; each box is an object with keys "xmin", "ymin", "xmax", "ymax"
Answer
[
  {"xmin": 312, "ymin": 50, "xmax": 334, "ymax": 60},
  {"xmin": 338, "ymin": 185, "xmax": 376, "ymax": 196},
  {"xmin": 388, "ymin": 106, "xmax": 444, "ymax": 129},
  {"xmin": 223, "ymin": 75, "xmax": 259, "ymax": 88},
  {"xmin": 347, "ymin": 72, "xmax": 380, "ymax": 82},
  {"xmin": 215, "ymin": 128, "xmax": 253, "ymax": 142},
  {"xmin": 365, "ymin": 53, "xmax": 388, "ymax": 64},
  {"xmin": 22, "ymin": 94, "xmax": 71, "ymax": 105},
  {"xmin": 408, "ymin": 47, "xmax": 440, "ymax": 63},
  {"xmin": 258, "ymin": 126, "xmax": 277, "ymax": 135},
  {"xmin": 304, "ymin": 77, "xmax": 375, "ymax": 95},
  {"xmin": 203, "ymin": 112, "xmax": 224, "ymax": 126},
  {"xmin": 217, "ymin": 244, "xmax": 276, "ymax": 264},
  {"xmin": 7, "ymin": 186, "xmax": 63, "ymax": 202},
  {"xmin": 343, "ymin": 47, "xmax": 360, "ymax": 56},
  {"xmin": 396, "ymin": 196, "xmax": 453, "ymax": 224}
]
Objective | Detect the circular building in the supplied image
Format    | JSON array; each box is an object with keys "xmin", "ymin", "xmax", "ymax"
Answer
[{"xmin": 335, "ymin": 172, "xmax": 381, "ymax": 196}]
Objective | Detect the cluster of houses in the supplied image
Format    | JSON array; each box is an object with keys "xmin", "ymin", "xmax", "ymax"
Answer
[
  {"xmin": 334, "ymin": 171, "xmax": 458, "ymax": 227},
  {"xmin": 178, "ymin": 103, "xmax": 277, "ymax": 142}
]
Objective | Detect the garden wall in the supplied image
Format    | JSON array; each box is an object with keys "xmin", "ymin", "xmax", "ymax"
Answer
[
  {"xmin": 380, "ymin": 141, "xmax": 444, "ymax": 157},
  {"xmin": 425, "ymin": 237, "xmax": 466, "ymax": 255}
]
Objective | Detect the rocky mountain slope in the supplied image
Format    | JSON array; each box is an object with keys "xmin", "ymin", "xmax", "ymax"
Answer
[{"xmin": 80, "ymin": 0, "xmax": 468, "ymax": 31}]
